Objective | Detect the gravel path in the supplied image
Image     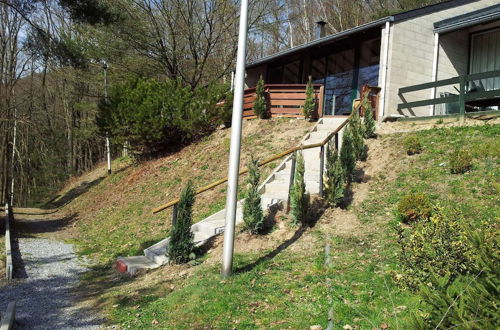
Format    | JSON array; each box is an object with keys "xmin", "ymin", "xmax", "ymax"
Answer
[{"xmin": 0, "ymin": 238, "xmax": 103, "ymax": 329}]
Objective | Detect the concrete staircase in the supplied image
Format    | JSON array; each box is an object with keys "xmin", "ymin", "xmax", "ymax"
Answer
[{"xmin": 116, "ymin": 117, "xmax": 346, "ymax": 274}]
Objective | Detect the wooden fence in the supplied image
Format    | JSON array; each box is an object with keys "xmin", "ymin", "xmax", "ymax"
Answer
[{"xmin": 243, "ymin": 84, "xmax": 324, "ymax": 119}]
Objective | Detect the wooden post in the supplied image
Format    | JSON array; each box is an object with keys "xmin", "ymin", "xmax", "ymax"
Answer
[
  {"xmin": 319, "ymin": 145, "xmax": 325, "ymax": 197},
  {"xmin": 286, "ymin": 152, "xmax": 296, "ymax": 214},
  {"xmin": 459, "ymin": 75, "xmax": 466, "ymax": 124}
]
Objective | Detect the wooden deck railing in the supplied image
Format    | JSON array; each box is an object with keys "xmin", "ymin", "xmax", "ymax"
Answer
[
  {"xmin": 152, "ymin": 85, "xmax": 374, "ymax": 217},
  {"xmin": 243, "ymin": 84, "xmax": 324, "ymax": 119},
  {"xmin": 398, "ymin": 69, "xmax": 500, "ymax": 120}
]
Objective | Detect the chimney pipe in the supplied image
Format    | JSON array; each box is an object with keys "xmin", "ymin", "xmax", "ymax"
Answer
[{"xmin": 316, "ymin": 20, "xmax": 326, "ymax": 39}]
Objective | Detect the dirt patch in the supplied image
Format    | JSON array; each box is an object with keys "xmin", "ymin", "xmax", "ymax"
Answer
[{"xmin": 377, "ymin": 116, "xmax": 500, "ymax": 135}]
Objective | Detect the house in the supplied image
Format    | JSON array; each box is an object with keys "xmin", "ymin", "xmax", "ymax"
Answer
[{"xmin": 244, "ymin": 0, "xmax": 500, "ymax": 120}]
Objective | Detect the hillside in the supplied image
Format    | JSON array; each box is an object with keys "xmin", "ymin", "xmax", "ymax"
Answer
[
  {"xmin": 43, "ymin": 118, "xmax": 314, "ymax": 266},
  {"xmin": 77, "ymin": 118, "xmax": 498, "ymax": 328},
  {"xmin": 4, "ymin": 117, "xmax": 498, "ymax": 328}
]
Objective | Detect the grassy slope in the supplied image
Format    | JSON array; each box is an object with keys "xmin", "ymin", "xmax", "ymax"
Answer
[
  {"xmin": 86, "ymin": 122, "xmax": 498, "ymax": 329},
  {"xmin": 53, "ymin": 118, "xmax": 313, "ymax": 267}
]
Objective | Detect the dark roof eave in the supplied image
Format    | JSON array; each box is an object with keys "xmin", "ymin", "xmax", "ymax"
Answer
[
  {"xmin": 434, "ymin": 12, "xmax": 500, "ymax": 34},
  {"xmin": 246, "ymin": 17, "xmax": 393, "ymax": 69}
]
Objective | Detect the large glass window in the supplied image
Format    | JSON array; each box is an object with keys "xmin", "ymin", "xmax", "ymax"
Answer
[
  {"xmin": 358, "ymin": 38, "xmax": 381, "ymax": 89},
  {"xmin": 324, "ymin": 49, "xmax": 355, "ymax": 115}
]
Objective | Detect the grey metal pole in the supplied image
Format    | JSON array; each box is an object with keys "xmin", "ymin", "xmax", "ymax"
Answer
[
  {"xmin": 221, "ymin": 0, "xmax": 249, "ymax": 278},
  {"xmin": 103, "ymin": 61, "xmax": 112, "ymax": 174},
  {"xmin": 10, "ymin": 107, "xmax": 17, "ymax": 206}
]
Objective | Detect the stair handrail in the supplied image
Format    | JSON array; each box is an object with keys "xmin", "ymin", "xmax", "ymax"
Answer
[{"xmin": 152, "ymin": 101, "xmax": 364, "ymax": 215}]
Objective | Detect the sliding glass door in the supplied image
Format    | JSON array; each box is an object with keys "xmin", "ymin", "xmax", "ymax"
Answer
[{"xmin": 470, "ymin": 28, "xmax": 500, "ymax": 90}]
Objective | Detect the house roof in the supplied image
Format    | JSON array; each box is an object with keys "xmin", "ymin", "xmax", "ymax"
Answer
[
  {"xmin": 246, "ymin": 0, "xmax": 478, "ymax": 69},
  {"xmin": 434, "ymin": 4, "xmax": 500, "ymax": 33}
]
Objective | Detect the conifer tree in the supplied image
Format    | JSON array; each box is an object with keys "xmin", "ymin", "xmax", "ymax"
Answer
[
  {"xmin": 349, "ymin": 111, "xmax": 367, "ymax": 161},
  {"xmin": 253, "ymin": 75, "xmax": 268, "ymax": 119},
  {"xmin": 168, "ymin": 181, "xmax": 195, "ymax": 264},
  {"xmin": 290, "ymin": 151, "xmax": 309, "ymax": 225},
  {"xmin": 243, "ymin": 157, "xmax": 264, "ymax": 234},
  {"xmin": 303, "ymin": 77, "xmax": 315, "ymax": 120},
  {"xmin": 340, "ymin": 126, "xmax": 356, "ymax": 181},
  {"xmin": 325, "ymin": 144, "xmax": 345, "ymax": 207},
  {"xmin": 362, "ymin": 94, "xmax": 376, "ymax": 138}
]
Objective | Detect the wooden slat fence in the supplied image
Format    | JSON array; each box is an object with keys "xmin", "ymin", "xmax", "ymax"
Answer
[{"xmin": 243, "ymin": 84, "xmax": 324, "ymax": 119}]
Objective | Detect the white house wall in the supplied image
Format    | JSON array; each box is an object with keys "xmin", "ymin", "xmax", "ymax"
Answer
[{"xmin": 384, "ymin": 0, "xmax": 498, "ymax": 117}]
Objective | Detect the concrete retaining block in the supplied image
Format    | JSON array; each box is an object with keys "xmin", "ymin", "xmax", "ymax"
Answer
[{"xmin": 0, "ymin": 301, "xmax": 16, "ymax": 330}]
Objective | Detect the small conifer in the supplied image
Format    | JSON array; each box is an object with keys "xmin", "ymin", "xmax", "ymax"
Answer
[
  {"xmin": 303, "ymin": 77, "xmax": 315, "ymax": 120},
  {"xmin": 349, "ymin": 111, "xmax": 367, "ymax": 161},
  {"xmin": 243, "ymin": 157, "xmax": 264, "ymax": 234},
  {"xmin": 253, "ymin": 75, "xmax": 268, "ymax": 119},
  {"xmin": 362, "ymin": 94, "xmax": 376, "ymax": 138},
  {"xmin": 325, "ymin": 144, "xmax": 345, "ymax": 207},
  {"xmin": 168, "ymin": 181, "xmax": 195, "ymax": 264},
  {"xmin": 340, "ymin": 126, "xmax": 356, "ymax": 181},
  {"xmin": 290, "ymin": 151, "xmax": 309, "ymax": 225}
]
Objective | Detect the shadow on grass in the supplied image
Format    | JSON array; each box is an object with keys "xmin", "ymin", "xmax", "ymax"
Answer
[{"xmin": 235, "ymin": 198, "xmax": 327, "ymax": 274}]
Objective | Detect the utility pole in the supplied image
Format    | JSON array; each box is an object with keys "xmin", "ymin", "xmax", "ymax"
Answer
[
  {"xmin": 103, "ymin": 60, "xmax": 111, "ymax": 175},
  {"xmin": 10, "ymin": 106, "xmax": 17, "ymax": 207},
  {"xmin": 221, "ymin": 0, "xmax": 249, "ymax": 278}
]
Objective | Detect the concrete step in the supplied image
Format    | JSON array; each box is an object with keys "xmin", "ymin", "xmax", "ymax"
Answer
[
  {"xmin": 304, "ymin": 131, "xmax": 329, "ymax": 143},
  {"xmin": 273, "ymin": 170, "xmax": 321, "ymax": 182},
  {"xmin": 116, "ymin": 256, "xmax": 160, "ymax": 275},
  {"xmin": 264, "ymin": 180, "xmax": 319, "ymax": 195}
]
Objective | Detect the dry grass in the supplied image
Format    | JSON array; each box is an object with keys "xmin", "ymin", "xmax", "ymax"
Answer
[{"xmin": 52, "ymin": 118, "xmax": 314, "ymax": 265}]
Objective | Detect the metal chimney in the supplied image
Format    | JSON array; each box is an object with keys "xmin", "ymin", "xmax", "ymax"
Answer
[{"xmin": 316, "ymin": 20, "xmax": 327, "ymax": 39}]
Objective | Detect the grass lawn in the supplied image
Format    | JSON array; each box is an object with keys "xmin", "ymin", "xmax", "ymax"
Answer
[{"xmin": 77, "ymin": 122, "xmax": 499, "ymax": 328}]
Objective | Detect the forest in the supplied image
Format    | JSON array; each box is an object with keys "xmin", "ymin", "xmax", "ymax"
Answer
[{"xmin": 0, "ymin": 0, "xmax": 443, "ymax": 207}]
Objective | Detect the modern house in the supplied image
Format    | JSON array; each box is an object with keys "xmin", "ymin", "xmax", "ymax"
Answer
[{"xmin": 244, "ymin": 0, "xmax": 500, "ymax": 120}]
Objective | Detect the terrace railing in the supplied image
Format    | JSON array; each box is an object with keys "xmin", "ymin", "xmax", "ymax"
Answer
[
  {"xmin": 243, "ymin": 84, "xmax": 324, "ymax": 119},
  {"xmin": 398, "ymin": 70, "xmax": 500, "ymax": 120}
]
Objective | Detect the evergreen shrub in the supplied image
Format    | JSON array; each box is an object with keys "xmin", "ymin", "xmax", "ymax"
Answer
[
  {"xmin": 449, "ymin": 148, "xmax": 473, "ymax": 174},
  {"xmin": 403, "ymin": 135, "xmax": 423, "ymax": 155},
  {"xmin": 340, "ymin": 126, "xmax": 356, "ymax": 181},
  {"xmin": 168, "ymin": 181, "xmax": 195, "ymax": 264},
  {"xmin": 253, "ymin": 75, "xmax": 268, "ymax": 119},
  {"xmin": 349, "ymin": 111, "xmax": 367, "ymax": 161},
  {"xmin": 413, "ymin": 231, "xmax": 499, "ymax": 329},
  {"xmin": 97, "ymin": 77, "xmax": 227, "ymax": 157},
  {"xmin": 290, "ymin": 152, "xmax": 309, "ymax": 225},
  {"xmin": 243, "ymin": 157, "xmax": 264, "ymax": 234},
  {"xmin": 394, "ymin": 207, "xmax": 476, "ymax": 290},
  {"xmin": 396, "ymin": 192, "xmax": 433, "ymax": 223},
  {"xmin": 303, "ymin": 77, "xmax": 315, "ymax": 120},
  {"xmin": 362, "ymin": 94, "xmax": 376, "ymax": 138},
  {"xmin": 325, "ymin": 144, "xmax": 345, "ymax": 207}
]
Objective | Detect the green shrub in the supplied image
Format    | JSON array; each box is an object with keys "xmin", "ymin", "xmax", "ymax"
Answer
[
  {"xmin": 340, "ymin": 126, "xmax": 356, "ymax": 181},
  {"xmin": 396, "ymin": 192, "xmax": 433, "ymax": 223},
  {"xmin": 168, "ymin": 181, "xmax": 195, "ymax": 264},
  {"xmin": 290, "ymin": 152, "xmax": 309, "ymax": 225},
  {"xmin": 413, "ymin": 231, "xmax": 499, "ymax": 329},
  {"xmin": 302, "ymin": 77, "xmax": 315, "ymax": 120},
  {"xmin": 449, "ymin": 148, "xmax": 473, "ymax": 174},
  {"xmin": 403, "ymin": 135, "xmax": 423, "ymax": 155},
  {"xmin": 221, "ymin": 89, "xmax": 233, "ymax": 128},
  {"xmin": 97, "ymin": 77, "xmax": 227, "ymax": 157},
  {"xmin": 349, "ymin": 112, "xmax": 367, "ymax": 161},
  {"xmin": 362, "ymin": 94, "xmax": 376, "ymax": 138},
  {"xmin": 394, "ymin": 207, "xmax": 476, "ymax": 290},
  {"xmin": 325, "ymin": 144, "xmax": 345, "ymax": 207},
  {"xmin": 253, "ymin": 75, "xmax": 268, "ymax": 119},
  {"xmin": 243, "ymin": 157, "xmax": 264, "ymax": 234}
]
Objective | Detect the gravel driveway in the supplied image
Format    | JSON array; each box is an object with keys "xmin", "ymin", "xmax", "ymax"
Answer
[{"xmin": 0, "ymin": 238, "xmax": 103, "ymax": 329}]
